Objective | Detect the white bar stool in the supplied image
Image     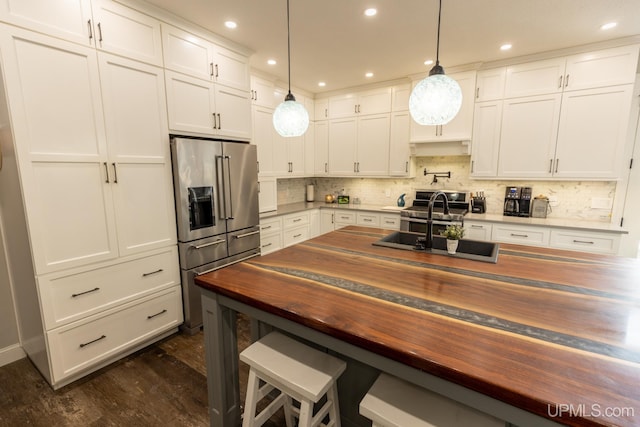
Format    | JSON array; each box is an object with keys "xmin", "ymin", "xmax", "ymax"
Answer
[
  {"xmin": 240, "ymin": 331, "xmax": 347, "ymax": 427},
  {"xmin": 360, "ymin": 373, "xmax": 504, "ymax": 427}
]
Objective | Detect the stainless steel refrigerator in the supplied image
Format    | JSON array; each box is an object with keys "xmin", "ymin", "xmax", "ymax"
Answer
[{"xmin": 170, "ymin": 136, "xmax": 260, "ymax": 333}]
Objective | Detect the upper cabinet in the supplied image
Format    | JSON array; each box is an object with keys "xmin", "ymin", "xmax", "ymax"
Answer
[
  {"xmin": 315, "ymin": 98, "xmax": 329, "ymax": 120},
  {"xmin": 251, "ymin": 75, "xmax": 278, "ymax": 108},
  {"xmin": 472, "ymin": 44, "xmax": 639, "ymax": 180},
  {"xmin": 474, "ymin": 68, "xmax": 506, "ymax": 102},
  {"xmin": 161, "ymin": 23, "xmax": 249, "ymax": 91},
  {"xmin": 0, "ymin": 0, "xmax": 163, "ymax": 66},
  {"xmin": 328, "ymin": 87, "xmax": 391, "ymax": 119},
  {"xmin": 409, "ymin": 70, "xmax": 477, "ymax": 142}
]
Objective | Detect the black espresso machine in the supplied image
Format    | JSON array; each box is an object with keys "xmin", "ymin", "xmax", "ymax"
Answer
[{"xmin": 503, "ymin": 186, "xmax": 532, "ymax": 217}]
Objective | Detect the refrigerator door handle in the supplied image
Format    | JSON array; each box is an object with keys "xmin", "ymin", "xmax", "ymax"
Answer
[
  {"xmin": 224, "ymin": 155, "xmax": 234, "ymax": 219},
  {"xmin": 215, "ymin": 154, "xmax": 228, "ymax": 220}
]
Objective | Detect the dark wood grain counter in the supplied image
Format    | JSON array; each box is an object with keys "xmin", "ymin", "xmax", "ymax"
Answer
[{"xmin": 195, "ymin": 226, "xmax": 640, "ymax": 427}]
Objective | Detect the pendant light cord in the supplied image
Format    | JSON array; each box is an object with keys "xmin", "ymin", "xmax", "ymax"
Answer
[
  {"xmin": 286, "ymin": 0, "xmax": 292, "ymax": 95},
  {"xmin": 435, "ymin": 0, "xmax": 442, "ymax": 65}
]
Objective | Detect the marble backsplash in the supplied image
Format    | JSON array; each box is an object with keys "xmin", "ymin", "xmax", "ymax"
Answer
[{"xmin": 276, "ymin": 156, "xmax": 618, "ymax": 222}]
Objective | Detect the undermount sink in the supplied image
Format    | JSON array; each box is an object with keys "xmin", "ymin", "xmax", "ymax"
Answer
[{"xmin": 372, "ymin": 231, "xmax": 500, "ymax": 263}]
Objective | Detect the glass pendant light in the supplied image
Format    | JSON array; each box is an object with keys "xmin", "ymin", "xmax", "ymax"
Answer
[
  {"xmin": 409, "ymin": 0, "xmax": 462, "ymax": 126},
  {"xmin": 273, "ymin": 0, "xmax": 309, "ymax": 137}
]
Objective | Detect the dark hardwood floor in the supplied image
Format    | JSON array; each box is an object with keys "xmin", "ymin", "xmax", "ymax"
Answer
[{"xmin": 0, "ymin": 314, "xmax": 286, "ymax": 426}]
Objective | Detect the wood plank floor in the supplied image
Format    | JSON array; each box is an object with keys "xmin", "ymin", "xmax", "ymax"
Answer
[{"xmin": 0, "ymin": 314, "xmax": 285, "ymax": 426}]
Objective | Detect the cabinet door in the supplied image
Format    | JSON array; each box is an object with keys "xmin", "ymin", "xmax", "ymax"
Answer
[
  {"xmin": 470, "ymin": 101, "xmax": 502, "ymax": 177},
  {"xmin": 0, "ymin": 0, "xmax": 93, "ymax": 46},
  {"xmin": 464, "ymin": 221, "xmax": 492, "ymax": 241},
  {"xmin": 0, "ymin": 27, "xmax": 117, "ymax": 273},
  {"xmin": 161, "ymin": 23, "xmax": 211, "ymax": 80},
  {"xmin": 357, "ymin": 114, "xmax": 390, "ymax": 176},
  {"xmin": 251, "ymin": 76, "xmax": 276, "ymax": 108},
  {"xmin": 99, "ymin": 54, "xmax": 176, "ymax": 256},
  {"xmin": 258, "ymin": 177, "xmax": 277, "ymax": 213},
  {"xmin": 392, "ymin": 85, "xmax": 410, "ymax": 111},
  {"xmin": 91, "ymin": 0, "xmax": 162, "ymax": 66},
  {"xmin": 252, "ymin": 105, "xmax": 275, "ymax": 175},
  {"xmin": 475, "ymin": 68, "xmax": 506, "ymax": 102},
  {"xmin": 328, "ymin": 118, "xmax": 358, "ymax": 175},
  {"xmin": 287, "ymin": 136, "xmax": 305, "ymax": 176},
  {"xmin": 165, "ymin": 70, "xmax": 216, "ymax": 135},
  {"xmin": 564, "ymin": 45, "xmax": 639, "ymax": 91},
  {"xmin": 504, "ymin": 58, "xmax": 565, "ymax": 98},
  {"xmin": 358, "ymin": 87, "xmax": 392, "ymax": 115},
  {"xmin": 329, "ymin": 94, "xmax": 358, "ymax": 118},
  {"xmin": 304, "ymin": 122, "xmax": 315, "ymax": 176},
  {"xmin": 314, "ymin": 99, "xmax": 329, "ymax": 120},
  {"xmin": 272, "ymin": 131, "xmax": 290, "ymax": 175},
  {"xmin": 211, "ymin": 43, "xmax": 250, "ymax": 90},
  {"xmin": 314, "ymin": 121, "xmax": 329, "ymax": 175},
  {"xmin": 497, "ymin": 94, "xmax": 561, "ymax": 178},
  {"xmin": 554, "ymin": 85, "xmax": 633, "ymax": 179},
  {"xmin": 440, "ymin": 71, "xmax": 476, "ymax": 140},
  {"xmin": 213, "ymin": 85, "xmax": 252, "ymax": 140},
  {"xmin": 389, "ymin": 111, "xmax": 411, "ymax": 176},
  {"xmin": 320, "ymin": 210, "xmax": 335, "ymax": 234}
]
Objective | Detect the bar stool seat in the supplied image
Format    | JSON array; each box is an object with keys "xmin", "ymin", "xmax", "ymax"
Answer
[
  {"xmin": 240, "ymin": 331, "xmax": 347, "ymax": 427},
  {"xmin": 360, "ymin": 373, "xmax": 504, "ymax": 427}
]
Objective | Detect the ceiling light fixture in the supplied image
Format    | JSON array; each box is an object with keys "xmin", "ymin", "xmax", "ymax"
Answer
[
  {"xmin": 364, "ymin": 8, "xmax": 377, "ymax": 17},
  {"xmin": 600, "ymin": 22, "xmax": 617, "ymax": 30},
  {"xmin": 365, "ymin": 72, "xmax": 374, "ymax": 78},
  {"xmin": 409, "ymin": 0, "xmax": 462, "ymax": 126},
  {"xmin": 267, "ymin": 59, "xmax": 277, "ymax": 65},
  {"xmin": 272, "ymin": 0, "xmax": 309, "ymax": 137},
  {"xmin": 500, "ymin": 43, "xmax": 512, "ymax": 51},
  {"xmin": 224, "ymin": 21, "xmax": 237, "ymax": 29}
]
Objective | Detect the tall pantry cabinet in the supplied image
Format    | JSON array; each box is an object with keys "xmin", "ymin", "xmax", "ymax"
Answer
[{"xmin": 0, "ymin": 1, "xmax": 182, "ymax": 388}]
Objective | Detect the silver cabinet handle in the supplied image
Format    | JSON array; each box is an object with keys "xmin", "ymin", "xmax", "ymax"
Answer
[
  {"xmin": 210, "ymin": 62, "xmax": 214, "ymax": 77},
  {"xmin": 564, "ymin": 74, "xmax": 569, "ymax": 87},
  {"xmin": 476, "ymin": 87, "xmax": 480, "ymax": 99},
  {"xmin": 97, "ymin": 22, "xmax": 103, "ymax": 43},
  {"xmin": 471, "ymin": 160, "xmax": 474, "ymax": 173},
  {"xmin": 192, "ymin": 239, "xmax": 226, "ymax": 249},
  {"xmin": 354, "ymin": 162, "xmax": 357, "ymax": 173},
  {"xmin": 87, "ymin": 20, "xmax": 93, "ymax": 42},
  {"xmin": 235, "ymin": 230, "xmax": 260, "ymax": 239},
  {"xmin": 147, "ymin": 309, "xmax": 167, "ymax": 320},
  {"xmin": 549, "ymin": 159, "xmax": 553, "ymax": 173},
  {"xmin": 363, "ymin": 218, "xmax": 373, "ymax": 222},
  {"xmin": 573, "ymin": 240, "xmax": 594, "ymax": 244},
  {"xmin": 405, "ymin": 161, "xmax": 408, "ymax": 173},
  {"xmin": 555, "ymin": 158, "xmax": 559, "ymax": 173},
  {"xmin": 293, "ymin": 218, "xmax": 302, "ymax": 222},
  {"xmin": 142, "ymin": 269, "xmax": 163, "ymax": 277},
  {"xmin": 212, "ymin": 113, "xmax": 217, "ymax": 129},
  {"xmin": 215, "ymin": 64, "xmax": 219, "ymax": 78},
  {"xmin": 558, "ymin": 76, "xmax": 563, "ymax": 89},
  {"xmin": 261, "ymin": 225, "xmax": 272, "ymax": 230},
  {"xmin": 293, "ymin": 233, "xmax": 302, "ymax": 238},
  {"xmin": 79, "ymin": 335, "xmax": 106, "ymax": 348},
  {"xmin": 510, "ymin": 233, "xmax": 529, "ymax": 238},
  {"xmin": 112, "ymin": 162, "xmax": 118, "ymax": 183},
  {"xmin": 357, "ymin": 162, "xmax": 360, "ymax": 172},
  {"xmin": 384, "ymin": 220, "xmax": 395, "ymax": 224},
  {"xmin": 470, "ymin": 225, "xmax": 483, "ymax": 229},
  {"xmin": 103, "ymin": 162, "xmax": 109, "ymax": 183},
  {"xmin": 325, "ymin": 163, "xmax": 328, "ymax": 173},
  {"xmin": 217, "ymin": 113, "xmax": 221, "ymax": 129},
  {"xmin": 72, "ymin": 287, "xmax": 100, "ymax": 298},
  {"xmin": 262, "ymin": 242, "xmax": 272, "ymax": 248}
]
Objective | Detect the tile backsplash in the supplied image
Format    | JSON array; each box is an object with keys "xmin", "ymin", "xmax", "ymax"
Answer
[{"xmin": 277, "ymin": 156, "xmax": 617, "ymax": 222}]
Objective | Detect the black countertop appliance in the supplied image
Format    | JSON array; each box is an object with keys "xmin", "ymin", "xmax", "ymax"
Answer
[{"xmin": 503, "ymin": 186, "xmax": 532, "ymax": 217}]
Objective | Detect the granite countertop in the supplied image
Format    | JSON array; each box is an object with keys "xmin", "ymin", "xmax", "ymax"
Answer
[{"xmin": 260, "ymin": 202, "xmax": 627, "ymax": 234}]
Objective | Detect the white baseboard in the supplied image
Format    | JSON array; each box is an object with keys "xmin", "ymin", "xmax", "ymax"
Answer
[{"xmin": 0, "ymin": 343, "xmax": 25, "ymax": 367}]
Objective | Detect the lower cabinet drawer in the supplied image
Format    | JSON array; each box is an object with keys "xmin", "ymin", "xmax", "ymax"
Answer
[
  {"xmin": 47, "ymin": 286, "xmax": 183, "ymax": 385},
  {"xmin": 282, "ymin": 212, "xmax": 309, "ymax": 228},
  {"xmin": 260, "ymin": 232, "xmax": 282, "ymax": 255},
  {"xmin": 380, "ymin": 214, "xmax": 400, "ymax": 230},
  {"xmin": 38, "ymin": 247, "xmax": 180, "ymax": 329},
  {"xmin": 283, "ymin": 225, "xmax": 309, "ymax": 247},
  {"xmin": 550, "ymin": 229, "xmax": 620, "ymax": 254},
  {"xmin": 334, "ymin": 211, "xmax": 356, "ymax": 227},
  {"xmin": 491, "ymin": 224, "xmax": 550, "ymax": 246},
  {"xmin": 357, "ymin": 212, "xmax": 380, "ymax": 227}
]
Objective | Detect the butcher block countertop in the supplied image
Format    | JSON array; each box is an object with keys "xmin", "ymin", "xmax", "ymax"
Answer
[{"xmin": 195, "ymin": 226, "xmax": 640, "ymax": 427}]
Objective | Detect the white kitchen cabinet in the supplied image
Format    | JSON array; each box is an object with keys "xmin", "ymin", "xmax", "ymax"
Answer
[
  {"xmin": 314, "ymin": 121, "xmax": 329, "ymax": 175},
  {"xmin": 329, "ymin": 87, "xmax": 391, "ymax": 119},
  {"xmin": 381, "ymin": 213, "xmax": 401, "ymax": 230},
  {"xmin": 463, "ymin": 221, "xmax": 493, "ymax": 241},
  {"xmin": 497, "ymin": 94, "xmax": 562, "ymax": 178},
  {"xmin": 553, "ymin": 85, "xmax": 634, "ymax": 179},
  {"xmin": 334, "ymin": 210, "xmax": 357, "ymax": 229},
  {"xmin": 253, "ymin": 105, "xmax": 275, "ymax": 176},
  {"xmin": 549, "ymin": 228, "xmax": 620, "ymax": 255},
  {"xmin": 259, "ymin": 216, "xmax": 282, "ymax": 255},
  {"xmin": 470, "ymin": 101, "xmax": 502, "ymax": 177},
  {"xmin": 304, "ymin": 121, "xmax": 316, "ymax": 176},
  {"xmin": 329, "ymin": 114, "xmax": 390, "ymax": 176},
  {"xmin": 273, "ymin": 132, "xmax": 305, "ymax": 176},
  {"xmin": 250, "ymin": 75, "xmax": 277, "ymax": 108},
  {"xmin": 309, "ymin": 209, "xmax": 321, "ymax": 238},
  {"xmin": 315, "ymin": 98, "xmax": 329, "ymax": 120},
  {"xmin": 392, "ymin": 84, "xmax": 410, "ymax": 111},
  {"xmin": 282, "ymin": 212, "xmax": 310, "ymax": 247},
  {"xmin": 161, "ymin": 22, "xmax": 249, "ymax": 90},
  {"xmin": 258, "ymin": 177, "xmax": 277, "ymax": 213},
  {"xmin": 357, "ymin": 212, "xmax": 380, "ymax": 227},
  {"xmin": 389, "ymin": 111, "xmax": 411, "ymax": 177},
  {"xmin": 504, "ymin": 58, "xmax": 566, "ymax": 98},
  {"xmin": 475, "ymin": 68, "xmax": 506, "ymax": 102},
  {"xmin": 320, "ymin": 209, "xmax": 336, "ymax": 234},
  {"xmin": 491, "ymin": 224, "xmax": 550, "ymax": 247},
  {"xmin": 410, "ymin": 71, "xmax": 476, "ymax": 142},
  {"xmin": 0, "ymin": 0, "xmax": 163, "ymax": 66},
  {"xmin": 165, "ymin": 70, "xmax": 252, "ymax": 140}
]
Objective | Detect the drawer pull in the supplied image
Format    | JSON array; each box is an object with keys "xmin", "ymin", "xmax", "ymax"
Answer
[
  {"xmin": 147, "ymin": 309, "xmax": 167, "ymax": 320},
  {"xmin": 385, "ymin": 220, "xmax": 395, "ymax": 224},
  {"xmin": 363, "ymin": 218, "xmax": 373, "ymax": 222},
  {"xmin": 510, "ymin": 233, "xmax": 529, "ymax": 238},
  {"xmin": 193, "ymin": 239, "xmax": 226, "ymax": 249},
  {"xmin": 293, "ymin": 233, "xmax": 302, "ymax": 238},
  {"xmin": 79, "ymin": 334, "xmax": 106, "ymax": 348},
  {"xmin": 262, "ymin": 225, "xmax": 272, "ymax": 230},
  {"xmin": 340, "ymin": 216, "xmax": 350, "ymax": 220},
  {"xmin": 293, "ymin": 218, "xmax": 302, "ymax": 222},
  {"xmin": 573, "ymin": 239, "xmax": 594, "ymax": 244},
  {"xmin": 262, "ymin": 243, "xmax": 272, "ymax": 248},
  {"xmin": 471, "ymin": 225, "xmax": 483, "ymax": 229},
  {"xmin": 235, "ymin": 230, "xmax": 260, "ymax": 239},
  {"xmin": 142, "ymin": 269, "xmax": 163, "ymax": 277},
  {"xmin": 72, "ymin": 287, "xmax": 100, "ymax": 298}
]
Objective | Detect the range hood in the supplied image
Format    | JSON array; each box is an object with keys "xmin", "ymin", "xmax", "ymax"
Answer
[{"xmin": 410, "ymin": 140, "xmax": 471, "ymax": 157}]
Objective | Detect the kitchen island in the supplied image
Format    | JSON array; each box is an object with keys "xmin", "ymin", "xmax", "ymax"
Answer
[{"xmin": 195, "ymin": 226, "xmax": 640, "ymax": 427}]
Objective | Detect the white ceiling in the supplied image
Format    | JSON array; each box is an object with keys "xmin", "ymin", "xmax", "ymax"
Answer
[{"xmin": 141, "ymin": 0, "xmax": 640, "ymax": 95}]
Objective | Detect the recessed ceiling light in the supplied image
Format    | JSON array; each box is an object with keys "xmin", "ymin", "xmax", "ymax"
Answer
[
  {"xmin": 500, "ymin": 43, "xmax": 512, "ymax": 51},
  {"xmin": 318, "ymin": 82, "xmax": 326, "ymax": 87},
  {"xmin": 224, "ymin": 21, "xmax": 237, "ymax": 29},
  {"xmin": 365, "ymin": 72, "xmax": 374, "ymax": 78},
  {"xmin": 267, "ymin": 59, "xmax": 276, "ymax": 65},
  {"xmin": 424, "ymin": 59, "xmax": 434, "ymax": 66},
  {"xmin": 600, "ymin": 22, "xmax": 617, "ymax": 30},
  {"xmin": 364, "ymin": 8, "xmax": 377, "ymax": 17}
]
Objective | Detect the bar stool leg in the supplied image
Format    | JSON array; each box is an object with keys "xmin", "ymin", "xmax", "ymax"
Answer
[
  {"xmin": 298, "ymin": 399, "xmax": 314, "ymax": 426},
  {"xmin": 327, "ymin": 383, "xmax": 341, "ymax": 427},
  {"xmin": 283, "ymin": 395, "xmax": 295, "ymax": 427},
  {"xmin": 242, "ymin": 370, "xmax": 260, "ymax": 427}
]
